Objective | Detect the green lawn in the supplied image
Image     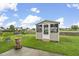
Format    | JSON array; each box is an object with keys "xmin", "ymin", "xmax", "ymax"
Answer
[
  {"xmin": 22, "ymin": 35, "xmax": 79, "ymax": 56},
  {"xmin": 0, "ymin": 41, "xmax": 14, "ymax": 54},
  {"xmin": 0, "ymin": 32, "xmax": 79, "ymax": 56}
]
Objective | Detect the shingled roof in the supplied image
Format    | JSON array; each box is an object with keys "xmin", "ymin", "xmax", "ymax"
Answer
[{"xmin": 36, "ymin": 20, "xmax": 60, "ymax": 25}]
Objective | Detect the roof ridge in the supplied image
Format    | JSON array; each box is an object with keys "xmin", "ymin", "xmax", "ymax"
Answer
[{"xmin": 36, "ymin": 20, "xmax": 60, "ymax": 25}]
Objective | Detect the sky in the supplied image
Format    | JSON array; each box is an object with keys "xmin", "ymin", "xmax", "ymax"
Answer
[{"xmin": 0, "ymin": 3, "xmax": 79, "ymax": 28}]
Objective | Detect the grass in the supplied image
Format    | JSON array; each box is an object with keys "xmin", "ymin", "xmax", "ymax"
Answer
[
  {"xmin": 0, "ymin": 40, "xmax": 14, "ymax": 54},
  {"xmin": 0, "ymin": 32, "xmax": 79, "ymax": 55},
  {"xmin": 22, "ymin": 35, "xmax": 79, "ymax": 56}
]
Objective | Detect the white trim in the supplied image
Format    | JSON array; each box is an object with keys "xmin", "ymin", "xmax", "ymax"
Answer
[
  {"xmin": 58, "ymin": 24, "xmax": 59, "ymax": 41},
  {"xmin": 42, "ymin": 24, "xmax": 50, "ymax": 39},
  {"xmin": 36, "ymin": 25, "xmax": 37, "ymax": 39},
  {"xmin": 49, "ymin": 24, "xmax": 51, "ymax": 40}
]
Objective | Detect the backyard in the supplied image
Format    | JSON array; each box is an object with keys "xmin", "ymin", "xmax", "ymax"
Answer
[{"xmin": 0, "ymin": 32, "xmax": 79, "ymax": 56}]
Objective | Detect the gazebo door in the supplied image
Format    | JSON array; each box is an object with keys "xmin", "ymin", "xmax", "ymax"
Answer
[{"xmin": 42, "ymin": 24, "xmax": 50, "ymax": 39}]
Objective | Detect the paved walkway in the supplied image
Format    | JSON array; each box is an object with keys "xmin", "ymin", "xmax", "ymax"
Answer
[{"xmin": 0, "ymin": 47, "xmax": 63, "ymax": 56}]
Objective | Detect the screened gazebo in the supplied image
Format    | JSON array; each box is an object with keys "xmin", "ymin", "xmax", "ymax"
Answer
[{"xmin": 36, "ymin": 20, "xmax": 60, "ymax": 41}]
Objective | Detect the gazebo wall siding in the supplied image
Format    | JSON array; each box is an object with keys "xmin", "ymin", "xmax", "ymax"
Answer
[
  {"xmin": 50, "ymin": 33, "xmax": 59, "ymax": 41},
  {"xmin": 36, "ymin": 32, "xmax": 42, "ymax": 39},
  {"xmin": 50, "ymin": 24, "xmax": 59, "ymax": 41}
]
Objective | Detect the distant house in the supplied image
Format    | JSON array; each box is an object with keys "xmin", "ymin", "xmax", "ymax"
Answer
[
  {"xmin": 36, "ymin": 20, "xmax": 60, "ymax": 41},
  {"xmin": 0, "ymin": 27, "xmax": 4, "ymax": 35},
  {"xmin": 15, "ymin": 27, "xmax": 22, "ymax": 31},
  {"xmin": 0, "ymin": 27, "xmax": 4, "ymax": 31}
]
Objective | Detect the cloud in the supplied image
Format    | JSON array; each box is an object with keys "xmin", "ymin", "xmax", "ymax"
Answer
[
  {"xmin": 20, "ymin": 15, "xmax": 41, "ymax": 28},
  {"xmin": 0, "ymin": 3, "xmax": 18, "ymax": 11},
  {"xmin": 67, "ymin": 4, "xmax": 71, "ymax": 8},
  {"xmin": 36, "ymin": 10, "xmax": 40, "ymax": 13},
  {"xmin": 0, "ymin": 14, "xmax": 8, "ymax": 26},
  {"xmin": 19, "ymin": 19, "xmax": 23, "ymax": 22},
  {"xmin": 66, "ymin": 3, "xmax": 79, "ymax": 10},
  {"xmin": 72, "ymin": 22, "xmax": 79, "ymax": 27},
  {"xmin": 14, "ymin": 13, "xmax": 18, "ymax": 17},
  {"xmin": 0, "ymin": 23, "xmax": 3, "ymax": 26},
  {"xmin": 56, "ymin": 17, "xmax": 66, "ymax": 28},
  {"xmin": 21, "ymin": 15, "xmax": 41, "ymax": 24},
  {"xmin": 6, "ymin": 21, "xmax": 16, "ymax": 27},
  {"xmin": 30, "ymin": 8, "xmax": 40, "ymax": 13},
  {"xmin": 0, "ymin": 14, "xmax": 8, "ymax": 22},
  {"xmin": 20, "ymin": 16, "xmax": 65, "ymax": 28}
]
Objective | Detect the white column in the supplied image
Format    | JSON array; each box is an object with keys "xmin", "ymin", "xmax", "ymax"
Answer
[
  {"xmin": 36, "ymin": 25, "xmax": 37, "ymax": 39},
  {"xmin": 48, "ymin": 24, "xmax": 50, "ymax": 40},
  {"xmin": 42, "ymin": 24, "xmax": 44, "ymax": 39},
  {"xmin": 58, "ymin": 24, "xmax": 59, "ymax": 41}
]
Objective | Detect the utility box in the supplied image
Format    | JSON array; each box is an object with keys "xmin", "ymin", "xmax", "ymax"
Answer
[
  {"xmin": 15, "ymin": 39, "xmax": 22, "ymax": 50},
  {"xmin": 36, "ymin": 20, "xmax": 60, "ymax": 41}
]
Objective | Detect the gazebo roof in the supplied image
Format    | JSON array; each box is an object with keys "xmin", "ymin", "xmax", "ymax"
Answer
[{"xmin": 36, "ymin": 20, "xmax": 60, "ymax": 25}]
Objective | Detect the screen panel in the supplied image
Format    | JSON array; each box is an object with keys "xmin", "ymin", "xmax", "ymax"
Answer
[
  {"xmin": 50, "ymin": 24, "xmax": 58, "ymax": 33},
  {"xmin": 36, "ymin": 25, "xmax": 42, "ymax": 32},
  {"xmin": 44, "ymin": 25, "xmax": 48, "ymax": 34}
]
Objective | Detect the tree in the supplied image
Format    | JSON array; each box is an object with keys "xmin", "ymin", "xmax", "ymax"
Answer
[
  {"xmin": 21, "ymin": 29, "xmax": 26, "ymax": 34},
  {"xmin": 31, "ymin": 28, "xmax": 35, "ymax": 31},
  {"xmin": 71, "ymin": 25, "xmax": 79, "ymax": 30},
  {"xmin": 9, "ymin": 25, "xmax": 15, "ymax": 32}
]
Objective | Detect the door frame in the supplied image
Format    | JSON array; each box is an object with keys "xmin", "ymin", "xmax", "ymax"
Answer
[{"xmin": 42, "ymin": 24, "xmax": 50, "ymax": 39}]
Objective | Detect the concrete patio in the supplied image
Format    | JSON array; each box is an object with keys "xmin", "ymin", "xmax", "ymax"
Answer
[{"xmin": 0, "ymin": 47, "xmax": 63, "ymax": 56}]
